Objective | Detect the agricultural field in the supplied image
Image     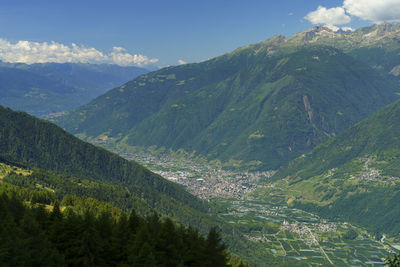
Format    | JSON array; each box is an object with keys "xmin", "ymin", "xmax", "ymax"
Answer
[
  {"xmin": 109, "ymin": 148, "xmax": 399, "ymax": 266},
  {"xmin": 212, "ymin": 198, "xmax": 397, "ymax": 266}
]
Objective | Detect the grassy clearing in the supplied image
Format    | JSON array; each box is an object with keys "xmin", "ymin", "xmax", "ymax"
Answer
[{"xmin": 0, "ymin": 163, "xmax": 31, "ymax": 179}]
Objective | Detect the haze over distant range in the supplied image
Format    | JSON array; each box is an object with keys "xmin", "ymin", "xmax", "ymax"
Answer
[{"xmin": 0, "ymin": 0, "xmax": 399, "ymax": 67}]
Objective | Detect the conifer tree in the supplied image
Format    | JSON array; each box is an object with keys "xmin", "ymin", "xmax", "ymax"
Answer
[{"xmin": 204, "ymin": 227, "xmax": 229, "ymax": 267}]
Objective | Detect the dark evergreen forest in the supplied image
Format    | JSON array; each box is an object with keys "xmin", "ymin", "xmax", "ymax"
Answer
[{"xmin": 0, "ymin": 192, "xmax": 232, "ymax": 267}]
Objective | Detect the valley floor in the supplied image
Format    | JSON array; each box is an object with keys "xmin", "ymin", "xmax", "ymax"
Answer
[
  {"xmin": 214, "ymin": 198, "xmax": 392, "ymax": 266},
  {"xmin": 111, "ymin": 147, "xmax": 398, "ymax": 266}
]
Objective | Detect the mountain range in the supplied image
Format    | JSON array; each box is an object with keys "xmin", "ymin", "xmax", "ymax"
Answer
[
  {"xmin": 0, "ymin": 62, "xmax": 148, "ymax": 117},
  {"xmin": 56, "ymin": 23, "xmax": 400, "ymax": 170}
]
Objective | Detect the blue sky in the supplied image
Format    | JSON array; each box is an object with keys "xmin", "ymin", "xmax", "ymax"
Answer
[{"xmin": 0, "ymin": 0, "xmax": 396, "ymax": 67}]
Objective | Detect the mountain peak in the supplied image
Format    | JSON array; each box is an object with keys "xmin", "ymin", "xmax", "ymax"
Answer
[
  {"xmin": 232, "ymin": 23, "xmax": 400, "ymax": 61},
  {"xmin": 274, "ymin": 22, "xmax": 400, "ymax": 52},
  {"xmin": 288, "ymin": 26, "xmax": 337, "ymax": 44},
  {"xmin": 371, "ymin": 22, "xmax": 399, "ymax": 37}
]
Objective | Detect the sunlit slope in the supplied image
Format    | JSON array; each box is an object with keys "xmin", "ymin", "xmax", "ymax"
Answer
[
  {"xmin": 58, "ymin": 45, "xmax": 398, "ymax": 169},
  {"xmin": 0, "ymin": 106, "xmax": 207, "ymax": 216},
  {"xmin": 271, "ymin": 100, "xmax": 400, "ymax": 234}
]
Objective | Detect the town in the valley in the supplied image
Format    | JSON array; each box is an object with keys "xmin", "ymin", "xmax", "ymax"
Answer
[
  {"xmin": 110, "ymin": 147, "xmax": 398, "ymax": 265},
  {"xmin": 112, "ymin": 148, "xmax": 275, "ymax": 199}
]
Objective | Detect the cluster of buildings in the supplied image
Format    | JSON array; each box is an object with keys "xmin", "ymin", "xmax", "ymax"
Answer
[
  {"xmin": 352, "ymin": 168, "xmax": 382, "ymax": 181},
  {"xmin": 281, "ymin": 220, "xmax": 337, "ymax": 246},
  {"xmin": 114, "ymin": 148, "xmax": 274, "ymax": 199},
  {"xmin": 311, "ymin": 222, "xmax": 338, "ymax": 233},
  {"xmin": 153, "ymin": 168, "xmax": 273, "ymax": 199},
  {"xmin": 229, "ymin": 205, "xmax": 279, "ymax": 217},
  {"xmin": 346, "ymin": 158, "xmax": 399, "ymax": 182}
]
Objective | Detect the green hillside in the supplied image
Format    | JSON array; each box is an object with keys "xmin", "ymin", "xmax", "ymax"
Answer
[
  {"xmin": 56, "ymin": 43, "xmax": 399, "ymax": 170},
  {"xmin": 0, "ymin": 105, "xmax": 208, "ymax": 221},
  {"xmin": 270, "ymin": 99, "xmax": 400, "ymax": 235}
]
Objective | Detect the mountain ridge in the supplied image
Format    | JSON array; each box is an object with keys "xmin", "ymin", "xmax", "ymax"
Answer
[
  {"xmin": 0, "ymin": 105, "xmax": 209, "ymax": 217},
  {"xmin": 254, "ymin": 22, "xmax": 400, "ymax": 77},
  {"xmin": 56, "ymin": 23, "xmax": 400, "ymax": 170}
]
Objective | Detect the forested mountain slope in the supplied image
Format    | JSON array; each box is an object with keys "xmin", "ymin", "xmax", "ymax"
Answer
[
  {"xmin": 271, "ymin": 99, "xmax": 400, "ymax": 235},
  {"xmin": 57, "ymin": 42, "xmax": 399, "ymax": 169},
  {"xmin": 0, "ymin": 105, "xmax": 207, "ymax": 219}
]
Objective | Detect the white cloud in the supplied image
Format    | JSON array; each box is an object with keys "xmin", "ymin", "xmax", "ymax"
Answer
[
  {"xmin": 343, "ymin": 0, "xmax": 400, "ymax": 23},
  {"xmin": 305, "ymin": 0, "xmax": 400, "ymax": 29},
  {"xmin": 323, "ymin": 24, "xmax": 355, "ymax": 33},
  {"xmin": 305, "ymin": 6, "xmax": 351, "ymax": 26},
  {"xmin": 0, "ymin": 39, "xmax": 158, "ymax": 66},
  {"xmin": 178, "ymin": 59, "xmax": 187, "ymax": 65},
  {"xmin": 323, "ymin": 25, "xmax": 339, "ymax": 32},
  {"xmin": 340, "ymin": 26, "xmax": 354, "ymax": 32},
  {"xmin": 110, "ymin": 46, "xmax": 158, "ymax": 66}
]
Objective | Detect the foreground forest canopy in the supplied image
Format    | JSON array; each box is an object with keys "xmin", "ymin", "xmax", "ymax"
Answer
[{"xmin": 0, "ymin": 193, "xmax": 231, "ymax": 267}]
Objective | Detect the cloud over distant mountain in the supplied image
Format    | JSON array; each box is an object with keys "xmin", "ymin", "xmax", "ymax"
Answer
[
  {"xmin": 305, "ymin": 6, "xmax": 351, "ymax": 26},
  {"xmin": 305, "ymin": 0, "xmax": 400, "ymax": 28},
  {"xmin": 178, "ymin": 59, "xmax": 187, "ymax": 65},
  {"xmin": 0, "ymin": 39, "xmax": 158, "ymax": 66}
]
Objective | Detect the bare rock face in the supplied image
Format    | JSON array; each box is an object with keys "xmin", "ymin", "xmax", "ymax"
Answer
[{"xmin": 390, "ymin": 65, "xmax": 400, "ymax": 76}]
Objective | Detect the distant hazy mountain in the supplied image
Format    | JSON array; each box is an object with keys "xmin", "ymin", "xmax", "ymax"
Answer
[
  {"xmin": 272, "ymin": 99, "xmax": 400, "ymax": 235},
  {"xmin": 56, "ymin": 23, "xmax": 400, "ymax": 170},
  {"xmin": 0, "ymin": 62, "xmax": 148, "ymax": 117}
]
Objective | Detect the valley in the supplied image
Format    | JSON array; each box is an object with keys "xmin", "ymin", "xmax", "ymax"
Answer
[
  {"xmin": 110, "ymin": 146, "xmax": 274, "ymax": 199},
  {"xmin": 49, "ymin": 23, "xmax": 400, "ymax": 265},
  {"xmin": 215, "ymin": 199, "xmax": 392, "ymax": 266},
  {"xmin": 108, "ymin": 146, "xmax": 399, "ymax": 266},
  {"xmin": 4, "ymin": 1, "xmax": 400, "ymax": 266}
]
